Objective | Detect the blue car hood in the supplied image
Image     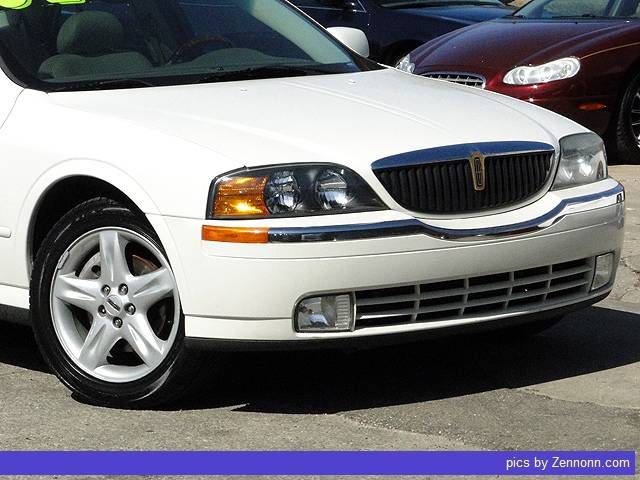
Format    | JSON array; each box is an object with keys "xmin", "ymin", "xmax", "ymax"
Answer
[{"xmin": 400, "ymin": 5, "xmax": 512, "ymax": 23}]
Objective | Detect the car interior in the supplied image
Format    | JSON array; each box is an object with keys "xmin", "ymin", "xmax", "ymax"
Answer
[{"xmin": 0, "ymin": 0, "xmax": 354, "ymax": 86}]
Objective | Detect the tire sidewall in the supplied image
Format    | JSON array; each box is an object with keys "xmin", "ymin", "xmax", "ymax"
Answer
[
  {"xmin": 30, "ymin": 199, "xmax": 186, "ymax": 407},
  {"xmin": 615, "ymin": 72, "xmax": 640, "ymax": 164}
]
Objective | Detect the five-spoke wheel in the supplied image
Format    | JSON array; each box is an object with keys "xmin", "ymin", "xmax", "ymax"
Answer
[
  {"xmin": 31, "ymin": 198, "xmax": 206, "ymax": 408},
  {"xmin": 50, "ymin": 228, "xmax": 180, "ymax": 383}
]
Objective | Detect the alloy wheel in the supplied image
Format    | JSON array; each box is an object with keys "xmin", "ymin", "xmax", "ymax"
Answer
[
  {"xmin": 49, "ymin": 228, "xmax": 180, "ymax": 383},
  {"xmin": 630, "ymin": 88, "xmax": 640, "ymax": 147}
]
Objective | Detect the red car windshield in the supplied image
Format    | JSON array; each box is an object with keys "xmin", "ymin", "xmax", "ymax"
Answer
[{"xmin": 516, "ymin": 0, "xmax": 640, "ymax": 18}]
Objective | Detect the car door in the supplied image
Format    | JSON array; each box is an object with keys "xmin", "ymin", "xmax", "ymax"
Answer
[
  {"xmin": 290, "ymin": 0, "xmax": 370, "ymax": 34},
  {"xmin": 0, "ymin": 12, "xmax": 28, "ymax": 290}
]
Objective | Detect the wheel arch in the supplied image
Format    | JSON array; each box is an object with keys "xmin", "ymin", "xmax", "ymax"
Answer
[
  {"xmin": 598, "ymin": 54, "xmax": 640, "ymax": 149},
  {"xmin": 28, "ymin": 176, "xmax": 143, "ymax": 264},
  {"xmin": 604, "ymin": 56, "xmax": 640, "ymax": 164},
  {"xmin": 18, "ymin": 160, "xmax": 162, "ymax": 274},
  {"xmin": 18, "ymin": 160, "xmax": 191, "ymax": 317},
  {"xmin": 614, "ymin": 57, "xmax": 640, "ymax": 107}
]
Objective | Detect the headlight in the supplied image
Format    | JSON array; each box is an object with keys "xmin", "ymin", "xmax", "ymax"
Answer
[
  {"xmin": 552, "ymin": 133, "xmax": 607, "ymax": 190},
  {"xmin": 264, "ymin": 170, "xmax": 300, "ymax": 214},
  {"xmin": 503, "ymin": 57, "xmax": 580, "ymax": 85},
  {"xmin": 315, "ymin": 169, "xmax": 352, "ymax": 210},
  {"xmin": 396, "ymin": 54, "xmax": 415, "ymax": 74},
  {"xmin": 209, "ymin": 164, "xmax": 386, "ymax": 218}
]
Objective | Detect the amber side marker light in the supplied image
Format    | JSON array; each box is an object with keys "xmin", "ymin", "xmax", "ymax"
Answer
[
  {"xmin": 202, "ymin": 226, "xmax": 269, "ymax": 244},
  {"xmin": 579, "ymin": 103, "xmax": 607, "ymax": 112}
]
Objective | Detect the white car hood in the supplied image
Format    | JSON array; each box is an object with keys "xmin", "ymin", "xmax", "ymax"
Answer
[{"xmin": 48, "ymin": 68, "xmax": 583, "ymax": 173}]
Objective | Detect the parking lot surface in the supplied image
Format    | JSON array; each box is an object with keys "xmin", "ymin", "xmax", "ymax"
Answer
[{"xmin": 0, "ymin": 166, "xmax": 638, "ymax": 479}]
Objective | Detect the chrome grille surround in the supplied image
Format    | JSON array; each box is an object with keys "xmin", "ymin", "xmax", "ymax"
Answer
[
  {"xmin": 372, "ymin": 141, "xmax": 557, "ymax": 216},
  {"xmin": 374, "ymin": 151, "xmax": 554, "ymax": 215},
  {"xmin": 355, "ymin": 258, "xmax": 595, "ymax": 329},
  {"xmin": 423, "ymin": 72, "xmax": 486, "ymax": 89}
]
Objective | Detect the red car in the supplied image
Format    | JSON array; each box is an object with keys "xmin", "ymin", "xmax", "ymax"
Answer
[{"xmin": 401, "ymin": 0, "xmax": 640, "ymax": 163}]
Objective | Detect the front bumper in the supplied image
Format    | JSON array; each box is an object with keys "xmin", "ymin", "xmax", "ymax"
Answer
[{"xmin": 150, "ymin": 179, "xmax": 625, "ymax": 344}]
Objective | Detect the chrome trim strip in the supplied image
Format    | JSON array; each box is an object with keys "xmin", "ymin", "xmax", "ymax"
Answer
[
  {"xmin": 268, "ymin": 184, "xmax": 624, "ymax": 243},
  {"xmin": 371, "ymin": 142, "xmax": 555, "ymax": 170},
  {"xmin": 431, "ymin": 184, "xmax": 624, "ymax": 239},
  {"xmin": 269, "ymin": 220, "xmax": 424, "ymax": 243}
]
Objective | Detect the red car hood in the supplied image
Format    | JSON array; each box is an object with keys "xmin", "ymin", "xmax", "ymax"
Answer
[{"xmin": 412, "ymin": 18, "xmax": 636, "ymax": 70}]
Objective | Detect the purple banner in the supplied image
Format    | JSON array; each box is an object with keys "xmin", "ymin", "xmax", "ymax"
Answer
[{"xmin": 0, "ymin": 451, "xmax": 634, "ymax": 476}]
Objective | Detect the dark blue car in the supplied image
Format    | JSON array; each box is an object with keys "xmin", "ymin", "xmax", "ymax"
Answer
[{"xmin": 290, "ymin": 0, "xmax": 513, "ymax": 64}]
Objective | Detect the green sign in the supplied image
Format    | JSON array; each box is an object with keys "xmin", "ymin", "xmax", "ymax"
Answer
[
  {"xmin": 0, "ymin": 0, "xmax": 31, "ymax": 8},
  {"xmin": 0, "ymin": 0, "xmax": 86, "ymax": 8}
]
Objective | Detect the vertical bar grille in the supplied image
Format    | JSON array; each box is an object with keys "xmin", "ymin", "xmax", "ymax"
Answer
[{"xmin": 374, "ymin": 151, "xmax": 553, "ymax": 215}]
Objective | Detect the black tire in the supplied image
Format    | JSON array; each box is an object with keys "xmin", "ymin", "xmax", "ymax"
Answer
[
  {"xmin": 30, "ymin": 197, "xmax": 210, "ymax": 408},
  {"xmin": 611, "ymin": 71, "xmax": 640, "ymax": 165},
  {"xmin": 498, "ymin": 316, "xmax": 564, "ymax": 338}
]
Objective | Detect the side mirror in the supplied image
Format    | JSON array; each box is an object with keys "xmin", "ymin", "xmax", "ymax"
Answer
[{"xmin": 327, "ymin": 27, "xmax": 370, "ymax": 58}]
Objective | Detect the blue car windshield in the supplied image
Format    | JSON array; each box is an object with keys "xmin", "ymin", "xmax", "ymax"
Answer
[
  {"xmin": 374, "ymin": 0, "xmax": 505, "ymax": 8},
  {"xmin": 0, "ymin": 0, "xmax": 379, "ymax": 91},
  {"xmin": 515, "ymin": 0, "xmax": 640, "ymax": 18}
]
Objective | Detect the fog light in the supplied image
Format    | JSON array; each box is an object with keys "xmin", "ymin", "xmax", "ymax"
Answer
[
  {"xmin": 296, "ymin": 294, "xmax": 354, "ymax": 332},
  {"xmin": 592, "ymin": 253, "xmax": 615, "ymax": 291}
]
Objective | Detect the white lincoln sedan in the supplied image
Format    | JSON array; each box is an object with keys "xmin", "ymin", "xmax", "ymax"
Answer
[{"xmin": 0, "ymin": 0, "xmax": 625, "ymax": 407}]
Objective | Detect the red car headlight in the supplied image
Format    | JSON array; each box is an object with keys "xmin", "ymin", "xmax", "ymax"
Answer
[{"xmin": 503, "ymin": 57, "xmax": 581, "ymax": 86}]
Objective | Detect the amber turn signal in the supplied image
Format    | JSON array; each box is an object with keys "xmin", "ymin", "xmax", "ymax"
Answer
[
  {"xmin": 202, "ymin": 225, "xmax": 269, "ymax": 244},
  {"xmin": 213, "ymin": 176, "xmax": 269, "ymax": 217},
  {"xmin": 578, "ymin": 102, "xmax": 607, "ymax": 112}
]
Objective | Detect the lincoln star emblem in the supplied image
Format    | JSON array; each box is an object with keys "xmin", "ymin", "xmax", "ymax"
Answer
[{"xmin": 469, "ymin": 152, "xmax": 486, "ymax": 192}]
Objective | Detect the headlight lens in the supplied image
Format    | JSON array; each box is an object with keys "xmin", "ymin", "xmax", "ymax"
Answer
[
  {"xmin": 503, "ymin": 57, "xmax": 580, "ymax": 86},
  {"xmin": 209, "ymin": 164, "xmax": 385, "ymax": 218},
  {"xmin": 264, "ymin": 170, "xmax": 300, "ymax": 214},
  {"xmin": 315, "ymin": 169, "xmax": 353, "ymax": 210},
  {"xmin": 553, "ymin": 133, "xmax": 607, "ymax": 190},
  {"xmin": 396, "ymin": 54, "xmax": 415, "ymax": 74}
]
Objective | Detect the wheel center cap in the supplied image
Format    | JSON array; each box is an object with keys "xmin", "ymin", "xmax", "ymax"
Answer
[{"xmin": 105, "ymin": 295, "xmax": 123, "ymax": 316}]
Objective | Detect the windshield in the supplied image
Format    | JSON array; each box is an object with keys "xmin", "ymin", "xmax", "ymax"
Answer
[
  {"xmin": 373, "ymin": 0, "xmax": 505, "ymax": 8},
  {"xmin": 515, "ymin": 0, "xmax": 640, "ymax": 18},
  {"xmin": 0, "ymin": 0, "xmax": 378, "ymax": 91}
]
